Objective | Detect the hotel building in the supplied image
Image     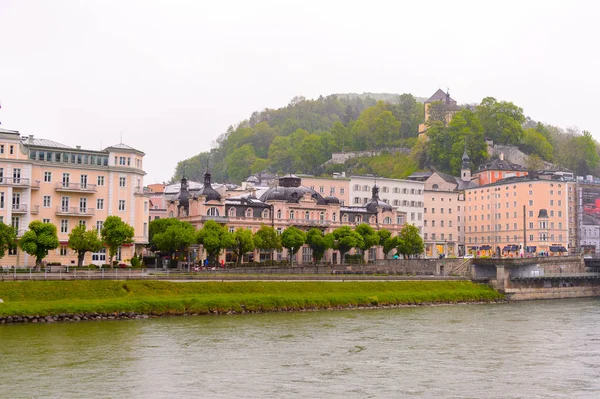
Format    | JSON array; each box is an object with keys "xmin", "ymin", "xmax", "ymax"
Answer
[{"xmin": 0, "ymin": 128, "xmax": 149, "ymax": 267}]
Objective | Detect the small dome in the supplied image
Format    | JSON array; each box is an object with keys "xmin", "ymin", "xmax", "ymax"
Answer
[{"xmin": 324, "ymin": 196, "xmax": 340, "ymax": 204}]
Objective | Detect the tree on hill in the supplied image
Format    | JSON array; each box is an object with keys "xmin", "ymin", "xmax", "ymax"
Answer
[
  {"xmin": 225, "ymin": 144, "xmax": 257, "ymax": 183},
  {"xmin": 19, "ymin": 221, "xmax": 59, "ymax": 268},
  {"xmin": 68, "ymin": 224, "xmax": 104, "ymax": 266},
  {"xmin": 0, "ymin": 223, "xmax": 17, "ymax": 260},
  {"xmin": 197, "ymin": 220, "xmax": 234, "ymax": 266},
  {"xmin": 101, "ymin": 216, "xmax": 135, "ymax": 266},
  {"xmin": 519, "ymin": 128, "xmax": 553, "ymax": 161},
  {"xmin": 475, "ymin": 97, "xmax": 525, "ymax": 144}
]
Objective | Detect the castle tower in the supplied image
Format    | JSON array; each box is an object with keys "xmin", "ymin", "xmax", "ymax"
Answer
[{"xmin": 461, "ymin": 145, "xmax": 471, "ymax": 182}]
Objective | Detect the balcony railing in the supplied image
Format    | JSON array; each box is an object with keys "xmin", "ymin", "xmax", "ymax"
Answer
[
  {"xmin": 54, "ymin": 182, "xmax": 97, "ymax": 193},
  {"xmin": 200, "ymin": 215, "xmax": 229, "ymax": 223},
  {"xmin": 11, "ymin": 204, "xmax": 28, "ymax": 214},
  {"xmin": 55, "ymin": 206, "xmax": 96, "ymax": 216},
  {"xmin": 30, "ymin": 204, "xmax": 40, "ymax": 214},
  {"xmin": 0, "ymin": 177, "xmax": 40, "ymax": 188}
]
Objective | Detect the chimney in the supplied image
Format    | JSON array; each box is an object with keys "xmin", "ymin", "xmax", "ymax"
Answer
[
  {"xmin": 28, "ymin": 135, "xmax": 34, "ymax": 144},
  {"xmin": 76, "ymin": 145, "xmax": 81, "ymax": 150},
  {"xmin": 499, "ymin": 152, "xmax": 504, "ymax": 161}
]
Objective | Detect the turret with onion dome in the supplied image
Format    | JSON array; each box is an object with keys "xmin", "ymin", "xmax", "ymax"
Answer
[
  {"xmin": 365, "ymin": 184, "xmax": 393, "ymax": 212},
  {"xmin": 260, "ymin": 174, "xmax": 340, "ymax": 205},
  {"xmin": 195, "ymin": 169, "xmax": 221, "ymax": 202}
]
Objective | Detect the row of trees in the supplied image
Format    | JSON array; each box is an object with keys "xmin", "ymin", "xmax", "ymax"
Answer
[
  {"xmin": 0, "ymin": 216, "xmax": 135, "ymax": 267},
  {"xmin": 149, "ymin": 218, "xmax": 425, "ymax": 265}
]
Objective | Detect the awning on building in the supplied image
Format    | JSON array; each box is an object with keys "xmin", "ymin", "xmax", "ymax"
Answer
[
  {"xmin": 480, "ymin": 245, "xmax": 491, "ymax": 250},
  {"xmin": 526, "ymin": 246, "xmax": 537, "ymax": 253},
  {"xmin": 503, "ymin": 245, "xmax": 519, "ymax": 252},
  {"xmin": 550, "ymin": 245, "xmax": 567, "ymax": 252}
]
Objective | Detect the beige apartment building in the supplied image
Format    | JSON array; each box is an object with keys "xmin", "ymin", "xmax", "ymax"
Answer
[
  {"xmin": 464, "ymin": 176, "xmax": 571, "ymax": 257},
  {"xmin": 299, "ymin": 175, "xmax": 350, "ymax": 206},
  {"xmin": 0, "ymin": 128, "xmax": 149, "ymax": 267}
]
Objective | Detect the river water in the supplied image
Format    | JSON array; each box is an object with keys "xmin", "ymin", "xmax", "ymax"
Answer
[{"xmin": 1, "ymin": 299, "xmax": 600, "ymax": 399}]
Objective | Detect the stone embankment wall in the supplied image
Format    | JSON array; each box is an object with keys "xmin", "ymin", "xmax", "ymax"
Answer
[{"xmin": 506, "ymin": 278, "xmax": 600, "ymax": 300}]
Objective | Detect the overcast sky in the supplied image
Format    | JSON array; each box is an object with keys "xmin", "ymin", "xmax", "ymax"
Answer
[{"xmin": 1, "ymin": 0, "xmax": 598, "ymax": 183}]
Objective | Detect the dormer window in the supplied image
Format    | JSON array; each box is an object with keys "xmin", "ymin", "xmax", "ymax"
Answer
[
  {"xmin": 262, "ymin": 209, "xmax": 270, "ymax": 219},
  {"xmin": 228, "ymin": 208, "xmax": 236, "ymax": 217},
  {"xmin": 207, "ymin": 207, "xmax": 219, "ymax": 216},
  {"xmin": 245, "ymin": 208, "xmax": 253, "ymax": 218}
]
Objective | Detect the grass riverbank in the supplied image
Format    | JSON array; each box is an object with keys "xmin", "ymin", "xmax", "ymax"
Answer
[{"xmin": 0, "ymin": 280, "xmax": 503, "ymax": 318}]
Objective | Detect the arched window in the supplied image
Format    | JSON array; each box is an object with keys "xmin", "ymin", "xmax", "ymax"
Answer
[
  {"xmin": 290, "ymin": 210, "xmax": 295, "ymax": 220},
  {"xmin": 262, "ymin": 209, "xmax": 270, "ymax": 218},
  {"xmin": 320, "ymin": 211, "xmax": 325, "ymax": 221},
  {"xmin": 383, "ymin": 216, "xmax": 392, "ymax": 224},
  {"xmin": 305, "ymin": 211, "xmax": 310, "ymax": 220},
  {"xmin": 370, "ymin": 215, "xmax": 376, "ymax": 224},
  {"xmin": 332, "ymin": 212, "xmax": 337, "ymax": 222},
  {"xmin": 356, "ymin": 215, "xmax": 362, "ymax": 223},
  {"xmin": 432, "ymin": 184, "xmax": 439, "ymax": 189},
  {"xmin": 207, "ymin": 207, "xmax": 219, "ymax": 216},
  {"xmin": 342, "ymin": 214, "xmax": 348, "ymax": 222},
  {"xmin": 245, "ymin": 208, "xmax": 253, "ymax": 218},
  {"xmin": 228, "ymin": 207, "xmax": 236, "ymax": 217},
  {"xmin": 277, "ymin": 209, "xmax": 282, "ymax": 219}
]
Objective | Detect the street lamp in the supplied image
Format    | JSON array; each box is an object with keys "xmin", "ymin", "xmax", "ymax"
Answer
[{"xmin": 291, "ymin": 247, "xmax": 294, "ymax": 267}]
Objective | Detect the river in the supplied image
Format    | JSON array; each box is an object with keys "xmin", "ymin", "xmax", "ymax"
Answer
[{"xmin": 1, "ymin": 299, "xmax": 599, "ymax": 398}]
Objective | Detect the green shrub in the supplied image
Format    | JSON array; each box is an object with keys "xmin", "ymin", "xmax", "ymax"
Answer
[{"xmin": 130, "ymin": 257, "xmax": 140, "ymax": 267}]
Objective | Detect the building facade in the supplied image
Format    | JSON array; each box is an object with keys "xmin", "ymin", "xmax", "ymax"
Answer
[
  {"xmin": 0, "ymin": 128, "xmax": 149, "ymax": 267},
  {"xmin": 350, "ymin": 175, "xmax": 424, "ymax": 233},
  {"xmin": 464, "ymin": 176, "xmax": 570, "ymax": 257},
  {"xmin": 167, "ymin": 173, "xmax": 404, "ymax": 264}
]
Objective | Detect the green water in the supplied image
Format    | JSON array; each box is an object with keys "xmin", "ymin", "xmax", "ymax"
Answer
[{"xmin": 1, "ymin": 299, "xmax": 599, "ymax": 398}]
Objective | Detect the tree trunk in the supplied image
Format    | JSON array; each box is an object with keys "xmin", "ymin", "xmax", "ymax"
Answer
[{"xmin": 78, "ymin": 252, "xmax": 85, "ymax": 267}]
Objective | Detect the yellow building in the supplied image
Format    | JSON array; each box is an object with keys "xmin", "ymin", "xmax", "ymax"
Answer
[
  {"xmin": 0, "ymin": 128, "xmax": 149, "ymax": 267},
  {"xmin": 418, "ymin": 89, "xmax": 461, "ymax": 136}
]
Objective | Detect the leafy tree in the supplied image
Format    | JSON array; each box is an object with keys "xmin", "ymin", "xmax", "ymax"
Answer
[
  {"xmin": 332, "ymin": 226, "xmax": 364, "ymax": 262},
  {"xmin": 101, "ymin": 216, "xmax": 135, "ymax": 266},
  {"xmin": 520, "ymin": 128, "xmax": 553, "ymax": 161},
  {"xmin": 268, "ymin": 136, "xmax": 295, "ymax": 174},
  {"xmin": 305, "ymin": 228, "xmax": 334, "ymax": 264},
  {"xmin": 475, "ymin": 97, "xmax": 525, "ymax": 144},
  {"xmin": 298, "ymin": 134, "xmax": 327, "ymax": 174},
  {"xmin": 151, "ymin": 220, "xmax": 196, "ymax": 260},
  {"xmin": 19, "ymin": 221, "xmax": 59, "ymax": 267},
  {"xmin": 373, "ymin": 110, "xmax": 401, "ymax": 148},
  {"xmin": 377, "ymin": 228, "xmax": 395, "ymax": 258},
  {"xmin": 231, "ymin": 228, "xmax": 255, "ymax": 265},
  {"xmin": 0, "ymin": 222, "xmax": 17, "ymax": 259},
  {"xmin": 427, "ymin": 101, "xmax": 452, "ymax": 126},
  {"xmin": 396, "ymin": 224, "xmax": 424, "ymax": 259},
  {"xmin": 525, "ymin": 154, "xmax": 545, "ymax": 171},
  {"xmin": 281, "ymin": 226, "xmax": 306, "ymax": 260},
  {"xmin": 253, "ymin": 225, "xmax": 282, "ymax": 262},
  {"xmin": 197, "ymin": 220, "xmax": 234, "ymax": 265},
  {"xmin": 225, "ymin": 144, "xmax": 256, "ymax": 183},
  {"xmin": 68, "ymin": 224, "xmax": 104, "ymax": 266},
  {"xmin": 355, "ymin": 223, "xmax": 380, "ymax": 261},
  {"xmin": 149, "ymin": 218, "xmax": 180, "ymax": 250}
]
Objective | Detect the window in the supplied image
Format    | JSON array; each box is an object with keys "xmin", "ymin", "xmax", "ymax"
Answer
[
  {"xmin": 144, "ymin": 202, "xmax": 148, "ymax": 212},
  {"xmin": 96, "ymin": 221, "xmax": 104, "ymax": 231},
  {"xmin": 44, "ymin": 172, "xmax": 52, "ymax": 182},
  {"xmin": 305, "ymin": 211, "xmax": 310, "ymax": 220},
  {"xmin": 319, "ymin": 186, "xmax": 324, "ymax": 193},
  {"xmin": 229, "ymin": 207, "xmax": 236, "ymax": 217},
  {"xmin": 411, "ymin": 212, "xmax": 415, "ymax": 221},
  {"xmin": 277, "ymin": 209, "xmax": 282, "ymax": 219},
  {"xmin": 43, "ymin": 195, "xmax": 51, "ymax": 207},
  {"xmin": 97, "ymin": 176, "xmax": 105, "ymax": 186},
  {"xmin": 80, "ymin": 198, "xmax": 87, "ymax": 212},
  {"xmin": 9, "ymin": 145, "xmax": 14, "ymax": 155},
  {"xmin": 60, "ymin": 219, "xmax": 68, "ymax": 233},
  {"xmin": 79, "ymin": 220, "xmax": 86, "ymax": 227},
  {"xmin": 96, "ymin": 198, "xmax": 104, "ymax": 210},
  {"xmin": 119, "ymin": 177, "xmax": 126, "ymax": 187},
  {"xmin": 60, "ymin": 246, "xmax": 68, "ymax": 256},
  {"xmin": 119, "ymin": 157, "xmax": 126, "ymax": 165},
  {"xmin": 0, "ymin": 145, "xmax": 3, "ymax": 154},
  {"xmin": 118, "ymin": 200, "xmax": 126, "ymax": 211},
  {"xmin": 340, "ymin": 188, "xmax": 345, "ymax": 194},
  {"xmin": 383, "ymin": 216, "xmax": 392, "ymax": 224},
  {"xmin": 127, "ymin": 157, "xmax": 131, "ymax": 166},
  {"xmin": 42, "ymin": 218, "xmax": 50, "ymax": 223}
]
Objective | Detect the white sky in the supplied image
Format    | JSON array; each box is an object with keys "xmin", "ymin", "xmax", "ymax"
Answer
[{"xmin": 1, "ymin": 0, "xmax": 598, "ymax": 183}]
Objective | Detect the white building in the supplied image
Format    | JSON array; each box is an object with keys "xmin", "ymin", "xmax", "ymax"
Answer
[{"xmin": 350, "ymin": 175, "xmax": 424, "ymax": 232}]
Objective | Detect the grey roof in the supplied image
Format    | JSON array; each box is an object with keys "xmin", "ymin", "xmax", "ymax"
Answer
[
  {"xmin": 26, "ymin": 138, "xmax": 73, "ymax": 149},
  {"xmin": 425, "ymin": 89, "xmax": 457, "ymax": 104},
  {"xmin": 0, "ymin": 127, "xmax": 19, "ymax": 134},
  {"xmin": 104, "ymin": 143, "xmax": 144, "ymax": 154},
  {"xmin": 477, "ymin": 158, "xmax": 526, "ymax": 172}
]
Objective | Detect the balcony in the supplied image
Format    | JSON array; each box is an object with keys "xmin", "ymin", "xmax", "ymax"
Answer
[
  {"xmin": 55, "ymin": 206, "xmax": 95, "ymax": 217},
  {"xmin": 11, "ymin": 204, "xmax": 28, "ymax": 214},
  {"xmin": 134, "ymin": 186, "xmax": 149, "ymax": 196},
  {"xmin": 290, "ymin": 218, "xmax": 331, "ymax": 227},
  {"xmin": 0, "ymin": 177, "xmax": 40, "ymax": 188},
  {"xmin": 54, "ymin": 182, "xmax": 97, "ymax": 193}
]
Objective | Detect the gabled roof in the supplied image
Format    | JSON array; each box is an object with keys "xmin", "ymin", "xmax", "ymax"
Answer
[
  {"xmin": 104, "ymin": 143, "xmax": 145, "ymax": 155},
  {"xmin": 477, "ymin": 158, "xmax": 527, "ymax": 172},
  {"xmin": 425, "ymin": 89, "xmax": 448, "ymax": 103}
]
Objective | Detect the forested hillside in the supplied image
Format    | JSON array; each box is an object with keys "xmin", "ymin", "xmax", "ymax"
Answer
[{"xmin": 172, "ymin": 93, "xmax": 600, "ymax": 184}]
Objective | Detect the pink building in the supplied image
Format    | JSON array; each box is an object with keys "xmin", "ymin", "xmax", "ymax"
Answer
[
  {"xmin": 0, "ymin": 128, "xmax": 149, "ymax": 267},
  {"xmin": 167, "ymin": 173, "xmax": 404, "ymax": 264}
]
